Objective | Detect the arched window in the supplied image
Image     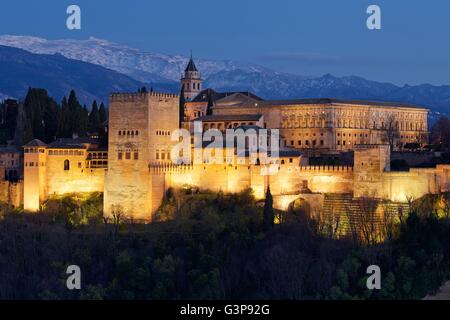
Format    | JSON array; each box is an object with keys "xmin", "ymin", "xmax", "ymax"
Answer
[{"xmin": 64, "ymin": 159, "xmax": 70, "ymax": 171}]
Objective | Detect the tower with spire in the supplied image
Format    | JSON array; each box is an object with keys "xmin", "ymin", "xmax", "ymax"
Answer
[{"xmin": 180, "ymin": 52, "xmax": 202, "ymax": 101}]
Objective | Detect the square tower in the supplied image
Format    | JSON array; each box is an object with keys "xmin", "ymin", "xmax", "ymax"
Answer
[
  {"xmin": 353, "ymin": 144, "xmax": 390, "ymax": 198},
  {"xmin": 104, "ymin": 92, "xmax": 179, "ymax": 220},
  {"xmin": 23, "ymin": 139, "xmax": 47, "ymax": 212}
]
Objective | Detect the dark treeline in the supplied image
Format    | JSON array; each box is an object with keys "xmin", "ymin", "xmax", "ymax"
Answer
[
  {"xmin": 0, "ymin": 189, "xmax": 449, "ymax": 299},
  {"xmin": 0, "ymin": 88, "xmax": 108, "ymax": 146},
  {"xmin": 431, "ymin": 115, "xmax": 450, "ymax": 149}
]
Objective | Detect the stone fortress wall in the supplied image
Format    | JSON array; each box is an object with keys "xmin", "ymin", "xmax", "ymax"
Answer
[
  {"xmin": 104, "ymin": 92, "xmax": 180, "ymax": 219},
  {"xmin": 150, "ymin": 144, "xmax": 450, "ymax": 215},
  {"xmin": 14, "ymin": 88, "xmax": 449, "ymax": 221},
  {"xmin": 23, "ymin": 144, "xmax": 105, "ymax": 211},
  {"xmin": 12, "ymin": 56, "xmax": 446, "ymax": 220}
]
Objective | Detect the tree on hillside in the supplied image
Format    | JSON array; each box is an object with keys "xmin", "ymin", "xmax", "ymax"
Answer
[
  {"xmin": 263, "ymin": 186, "xmax": 275, "ymax": 231},
  {"xmin": 0, "ymin": 99, "xmax": 19, "ymax": 144},
  {"xmin": 23, "ymin": 88, "xmax": 59, "ymax": 143},
  {"xmin": 431, "ymin": 116, "xmax": 450, "ymax": 148}
]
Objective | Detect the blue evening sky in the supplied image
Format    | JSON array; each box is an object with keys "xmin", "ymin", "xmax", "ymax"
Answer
[{"xmin": 1, "ymin": 0, "xmax": 449, "ymax": 85}]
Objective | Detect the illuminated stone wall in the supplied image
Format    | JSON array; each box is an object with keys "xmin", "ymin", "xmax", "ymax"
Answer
[
  {"xmin": 23, "ymin": 146, "xmax": 47, "ymax": 211},
  {"xmin": 45, "ymin": 151, "xmax": 104, "ymax": 196},
  {"xmin": 213, "ymin": 102, "xmax": 428, "ymax": 151},
  {"xmin": 0, "ymin": 180, "xmax": 23, "ymax": 208},
  {"xmin": 23, "ymin": 147, "xmax": 105, "ymax": 212},
  {"xmin": 104, "ymin": 92, "xmax": 179, "ymax": 220}
]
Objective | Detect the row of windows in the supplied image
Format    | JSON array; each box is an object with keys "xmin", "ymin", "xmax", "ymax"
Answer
[
  {"xmin": 282, "ymin": 119, "xmax": 426, "ymax": 131},
  {"xmin": 24, "ymin": 148, "xmax": 45, "ymax": 154},
  {"xmin": 87, "ymin": 152, "xmax": 108, "ymax": 159},
  {"xmin": 156, "ymin": 130, "xmax": 171, "ymax": 136},
  {"xmin": 118, "ymin": 151, "xmax": 139, "ymax": 160},
  {"xmin": 193, "ymin": 111, "xmax": 205, "ymax": 118},
  {"xmin": 156, "ymin": 150, "xmax": 170, "ymax": 160},
  {"xmin": 25, "ymin": 159, "xmax": 107, "ymax": 171},
  {"xmin": 118, "ymin": 130, "xmax": 139, "ymax": 136},
  {"xmin": 88, "ymin": 160, "xmax": 108, "ymax": 168},
  {"xmin": 25, "ymin": 162, "xmax": 45, "ymax": 167},
  {"xmin": 337, "ymin": 133, "xmax": 369, "ymax": 138},
  {"xmin": 0, "ymin": 160, "xmax": 16, "ymax": 166},
  {"xmin": 286, "ymin": 140, "xmax": 325, "ymax": 147},
  {"xmin": 0, "ymin": 153, "xmax": 18, "ymax": 158},
  {"xmin": 183, "ymin": 82, "xmax": 201, "ymax": 91},
  {"xmin": 48, "ymin": 150, "xmax": 84, "ymax": 156},
  {"xmin": 202, "ymin": 122, "xmax": 256, "ymax": 130},
  {"xmin": 283, "ymin": 111, "xmax": 425, "ymax": 120},
  {"xmin": 289, "ymin": 132, "xmax": 325, "ymax": 137}
]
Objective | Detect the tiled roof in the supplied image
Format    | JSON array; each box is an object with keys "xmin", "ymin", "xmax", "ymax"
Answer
[
  {"xmin": 47, "ymin": 137, "xmax": 98, "ymax": 149},
  {"xmin": 191, "ymin": 89, "xmax": 263, "ymax": 103},
  {"xmin": 243, "ymin": 98, "xmax": 425, "ymax": 109},
  {"xmin": 194, "ymin": 114, "xmax": 263, "ymax": 122},
  {"xmin": 24, "ymin": 139, "xmax": 47, "ymax": 147},
  {"xmin": 185, "ymin": 58, "xmax": 198, "ymax": 72}
]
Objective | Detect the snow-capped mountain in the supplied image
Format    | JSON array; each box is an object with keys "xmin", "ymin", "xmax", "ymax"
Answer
[
  {"xmin": 0, "ymin": 45, "xmax": 149, "ymax": 105},
  {"xmin": 1, "ymin": 35, "xmax": 450, "ymax": 115},
  {"xmin": 0, "ymin": 35, "xmax": 295, "ymax": 84}
]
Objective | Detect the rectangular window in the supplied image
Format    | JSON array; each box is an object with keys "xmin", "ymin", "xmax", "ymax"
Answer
[
  {"xmin": 134, "ymin": 152, "xmax": 139, "ymax": 160},
  {"xmin": 125, "ymin": 152, "xmax": 131, "ymax": 160},
  {"xmin": 118, "ymin": 152, "xmax": 123, "ymax": 160},
  {"xmin": 156, "ymin": 152, "xmax": 160, "ymax": 160},
  {"xmin": 320, "ymin": 140, "xmax": 324, "ymax": 146}
]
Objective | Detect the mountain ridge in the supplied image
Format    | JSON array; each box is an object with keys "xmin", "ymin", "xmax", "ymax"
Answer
[{"xmin": 1, "ymin": 35, "xmax": 450, "ymax": 116}]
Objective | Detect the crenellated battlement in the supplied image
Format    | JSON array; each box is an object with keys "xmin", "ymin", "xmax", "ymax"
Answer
[
  {"xmin": 297, "ymin": 165, "xmax": 354, "ymax": 173},
  {"xmin": 150, "ymin": 163, "xmax": 195, "ymax": 174},
  {"xmin": 110, "ymin": 91, "xmax": 179, "ymax": 102}
]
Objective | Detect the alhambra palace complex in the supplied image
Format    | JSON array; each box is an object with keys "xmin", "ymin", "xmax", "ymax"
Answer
[{"xmin": 2, "ymin": 57, "xmax": 449, "ymax": 225}]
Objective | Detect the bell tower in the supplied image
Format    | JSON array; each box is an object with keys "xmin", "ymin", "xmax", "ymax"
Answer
[{"xmin": 180, "ymin": 52, "xmax": 202, "ymax": 101}]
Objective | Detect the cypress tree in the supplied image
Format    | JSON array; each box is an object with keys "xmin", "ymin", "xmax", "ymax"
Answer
[
  {"xmin": 179, "ymin": 86, "xmax": 186, "ymax": 127},
  {"xmin": 23, "ymin": 88, "xmax": 44, "ymax": 141},
  {"xmin": 14, "ymin": 103, "xmax": 27, "ymax": 146},
  {"xmin": 99, "ymin": 102, "xmax": 107, "ymax": 124},
  {"xmin": 79, "ymin": 105, "xmax": 89, "ymax": 137},
  {"xmin": 263, "ymin": 186, "xmax": 275, "ymax": 231},
  {"xmin": 206, "ymin": 91, "xmax": 214, "ymax": 115},
  {"xmin": 57, "ymin": 96, "xmax": 70, "ymax": 138},
  {"xmin": 23, "ymin": 88, "xmax": 58, "ymax": 142},
  {"xmin": 89, "ymin": 100, "xmax": 101, "ymax": 132},
  {"xmin": 68, "ymin": 90, "xmax": 81, "ymax": 136},
  {"xmin": 43, "ymin": 96, "xmax": 59, "ymax": 142}
]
